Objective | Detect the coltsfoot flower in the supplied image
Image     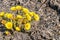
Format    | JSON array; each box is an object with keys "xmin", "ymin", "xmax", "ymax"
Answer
[
  {"xmin": 0, "ymin": 5, "xmax": 40, "ymax": 34},
  {"xmin": 6, "ymin": 13, "xmax": 13, "ymax": 19},
  {"xmin": 34, "ymin": 14, "xmax": 39, "ymax": 21},
  {"xmin": 5, "ymin": 22, "xmax": 13, "ymax": 29},
  {"xmin": 24, "ymin": 23, "xmax": 31, "ymax": 31},
  {"xmin": 7, "ymin": 13, "xmax": 13, "ymax": 19},
  {"xmin": 15, "ymin": 27, "xmax": 21, "ymax": 31},
  {"xmin": 5, "ymin": 31, "xmax": 10, "ymax": 35},
  {"xmin": 22, "ymin": 8, "xmax": 29, "ymax": 14},
  {"xmin": 4, "ymin": 13, "xmax": 8, "ymax": 17},
  {"xmin": 16, "ymin": 5, "xmax": 22, "ymax": 10},
  {"xmin": 1, "ymin": 20, "xmax": 6, "ymax": 25},
  {"xmin": 10, "ymin": 6, "xmax": 16, "ymax": 11},
  {"xmin": 16, "ymin": 15, "xmax": 23, "ymax": 19},
  {"xmin": 29, "ymin": 12, "xmax": 34, "ymax": 16},
  {"xmin": 0, "ymin": 12, "xmax": 4, "ymax": 17},
  {"xmin": 26, "ymin": 14, "xmax": 31, "ymax": 21}
]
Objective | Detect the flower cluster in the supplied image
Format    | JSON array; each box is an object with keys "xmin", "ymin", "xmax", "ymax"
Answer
[{"xmin": 0, "ymin": 5, "xmax": 40, "ymax": 35}]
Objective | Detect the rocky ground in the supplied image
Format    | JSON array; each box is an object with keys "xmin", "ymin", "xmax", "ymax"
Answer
[{"xmin": 0, "ymin": 0, "xmax": 60, "ymax": 40}]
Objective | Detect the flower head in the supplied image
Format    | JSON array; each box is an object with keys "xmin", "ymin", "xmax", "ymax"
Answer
[
  {"xmin": 29, "ymin": 12, "xmax": 34, "ymax": 16},
  {"xmin": 26, "ymin": 14, "xmax": 31, "ymax": 21},
  {"xmin": 15, "ymin": 27, "xmax": 21, "ymax": 31},
  {"xmin": 5, "ymin": 31, "xmax": 10, "ymax": 35},
  {"xmin": 16, "ymin": 5, "xmax": 22, "ymax": 10},
  {"xmin": 16, "ymin": 15, "xmax": 22, "ymax": 19},
  {"xmin": 24, "ymin": 23, "xmax": 31, "ymax": 31},
  {"xmin": 10, "ymin": 6, "xmax": 16, "ymax": 11},
  {"xmin": 5, "ymin": 13, "xmax": 13, "ymax": 19},
  {"xmin": 0, "ymin": 12, "xmax": 4, "ymax": 17},
  {"xmin": 1, "ymin": 20, "xmax": 7, "ymax": 25},
  {"xmin": 22, "ymin": 8, "xmax": 29, "ymax": 14},
  {"xmin": 7, "ymin": 13, "xmax": 13, "ymax": 19},
  {"xmin": 5, "ymin": 22, "xmax": 13, "ymax": 29},
  {"xmin": 34, "ymin": 14, "xmax": 39, "ymax": 21},
  {"xmin": 4, "ymin": 13, "xmax": 9, "ymax": 17}
]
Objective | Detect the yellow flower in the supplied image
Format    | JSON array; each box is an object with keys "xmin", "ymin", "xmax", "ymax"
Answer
[
  {"xmin": 7, "ymin": 13, "xmax": 13, "ymax": 19},
  {"xmin": 5, "ymin": 31, "xmax": 10, "ymax": 35},
  {"xmin": 29, "ymin": 12, "xmax": 34, "ymax": 16},
  {"xmin": 0, "ymin": 12, "xmax": 4, "ymax": 17},
  {"xmin": 15, "ymin": 27, "xmax": 21, "ymax": 31},
  {"xmin": 1, "ymin": 20, "xmax": 7, "ymax": 25},
  {"xmin": 32, "ymin": 12, "xmax": 37, "ymax": 16},
  {"xmin": 22, "ymin": 8, "xmax": 29, "ymax": 14},
  {"xmin": 16, "ymin": 5, "xmax": 22, "ymax": 10},
  {"xmin": 5, "ymin": 13, "xmax": 13, "ymax": 19},
  {"xmin": 26, "ymin": 14, "xmax": 31, "ymax": 21},
  {"xmin": 10, "ymin": 6, "xmax": 16, "ymax": 11},
  {"xmin": 4, "ymin": 13, "xmax": 9, "ymax": 18},
  {"xmin": 34, "ymin": 14, "xmax": 39, "ymax": 21},
  {"xmin": 5, "ymin": 22, "xmax": 13, "ymax": 29},
  {"xmin": 16, "ymin": 15, "xmax": 22, "ymax": 19},
  {"xmin": 24, "ymin": 23, "xmax": 31, "ymax": 31}
]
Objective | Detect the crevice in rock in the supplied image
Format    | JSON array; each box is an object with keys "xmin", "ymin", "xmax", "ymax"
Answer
[
  {"xmin": 28, "ymin": 32, "xmax": 34, "ymax": 40},
  {"xmin": 40, "ymin": 35, "xmax": 46, "ymax": 39},
  {"xmin": 57, "ymin": 9, "xmax": 60, "ymax": 16},
  {"xmin": 48, "ymin": 1, "xmax": 58, "ymax": 10},
  {"xmin": 10, "ymin": 38, "xmax": 12, "ymax": 40},
  {"xmin": 37, "ymin": 0, "xmax": 41, "ymax": 2},
  {"xmin": 17, "ymin": 1, "xmax": 20, "ymax": 5},
  {"xmin": 59, "ymin": 17, "xmax": 60, "ymax": 22},
  {"xmin": 48, "ymin": 0, "xmax": 60, "ymax": 15},
  {"xmin": 29, "ymin": 35, "xmax": 34, "ymax": 40}
]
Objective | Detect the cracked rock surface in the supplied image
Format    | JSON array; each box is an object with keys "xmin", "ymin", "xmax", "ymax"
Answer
[{"xmin": 0, "ymin": 0, "xmax": 60, "ymax": 40}]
